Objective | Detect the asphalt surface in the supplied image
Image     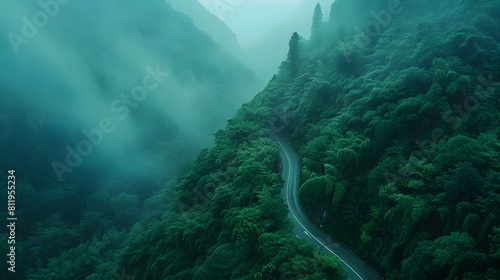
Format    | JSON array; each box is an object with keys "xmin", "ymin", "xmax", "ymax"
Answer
[{"xmin": 273, "ymin": 133, "xmax": 380, "ymax": 280}]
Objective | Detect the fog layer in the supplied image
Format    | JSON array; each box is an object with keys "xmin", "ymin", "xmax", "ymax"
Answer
[{"xmin": 0, "ymin": 0, "xmax": 259, "ymax": 187}]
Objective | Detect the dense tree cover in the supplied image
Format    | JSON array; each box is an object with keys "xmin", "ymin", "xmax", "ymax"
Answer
[
  {"xmin": 0, "ymin": 2, "xmax": 259, "ymax": 279},
  {"xmin": 114, "ymin": 0, "xmax": 499, "ymax": 278},
  {"xmin": 4, "ymin": 0, "xmax": 500, "ymax": 278},
  {"xmin": 121, "ymin": 0, "xmax": 494, "ymax": 278},
  {"xmin": 3, "ymin": 79, "xmax": 348, "ymax": 278},
  {"xmin": 266, "ymin": 0, "xmax": 500, "ymax": 279},
  {"xmin": 123, "ymin": 0, "xmax": 500, "ymax": 279},
  {"xmin": 116, "ymin": 103, "xmax": 347, "ymax": 279}
]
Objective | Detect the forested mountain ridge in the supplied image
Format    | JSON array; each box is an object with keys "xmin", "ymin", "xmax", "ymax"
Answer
[
  {"xmin": 118, "ymin": 112, "xmax": 347, "ymax": 279},
  {"xmin": 0, "ymin": 1, "xmax": 260, "ymax": 278},
  {"xmin": 2, "ymin": 0, "xmax": 498, "ymax": 279},
  {"xmin": 283, "ymin": 0, "xmax": 500, "ymax": 279},
  {"xmin": 118, "ymin": 0, "xmax": 500, "ymax": 279}
]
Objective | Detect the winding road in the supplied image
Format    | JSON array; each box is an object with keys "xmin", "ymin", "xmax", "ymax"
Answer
[{"xmin": 273, "ymin": 133, "xmax": 380, "ymax": 280}]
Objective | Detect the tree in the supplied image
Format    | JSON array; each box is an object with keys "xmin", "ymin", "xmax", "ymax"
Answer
[
  {"xmin": 444, "ymin": 162, "xmax": 483, "ymax": 204},
  {"xmin": 193, "ymin": 244, "xmax": 239, "ymax": 279},
  {"xmin": 402, "ymin": 232, "xmax": 476, "ymax": 279},
  {"xmin": 258, "ymin": 187, "xmax": 288, "ymax": 230},
  {"xmin": 490, "ymin": 227, "xmax": 500, "ymax": 260},
  {"xmin": 287, "ymin": 32, "xmax": 301, "ymax": 77},
  {"xmin": 232, "ymin": 207, "xmax": 264, "ymax": 256},
  {"xmin": 311, "ymin": 3, "xmax": 323, "ymax": 45},
  {"xmin": 336, "ymin": 148, "xmax": 358, "ymax": 176},
  {"xmin": 299, "ymin": 175, "xmax": 327, "ymax": 204}
]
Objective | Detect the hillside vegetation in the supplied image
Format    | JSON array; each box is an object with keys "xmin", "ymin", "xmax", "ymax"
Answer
[
  {"xmin": 282, "ymin": 0, "xmax": 500, "ymax": 279},
  {"xmin": 121, "ymin": 0, "xmax": 500, "ymax": 279},
  {"xmin": 10, "ymin": 0, "xmax": 499, "ymax": 278}
]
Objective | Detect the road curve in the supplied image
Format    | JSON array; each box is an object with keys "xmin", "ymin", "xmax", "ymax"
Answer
[{"xmin": 273, "ymin": 132, "xmax": 380, "ymax": 280}]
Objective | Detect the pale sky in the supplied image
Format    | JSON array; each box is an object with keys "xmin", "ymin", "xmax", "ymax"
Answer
[{"xmin": 198, "ymin": 0, "xmax": 331, "ymax": 49}]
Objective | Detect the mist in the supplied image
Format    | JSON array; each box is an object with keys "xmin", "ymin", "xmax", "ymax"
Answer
[
  {"xmin": 0, "ymin": 0, "xmax": 259, "ymax": 188},
  {"xmin": 200, "ymin": 0, "xmax": 334, "ymax": 45},
  {"xmin": 196, "ymin": 0, "xmax": 334, "ymax": 78}
]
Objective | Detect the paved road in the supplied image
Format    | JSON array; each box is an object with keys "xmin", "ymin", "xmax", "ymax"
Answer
[{"xmin": 273, "ymin": 133, "xmax": 380, "ymax": 280}]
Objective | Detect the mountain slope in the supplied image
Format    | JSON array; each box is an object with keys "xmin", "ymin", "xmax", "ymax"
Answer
[
  {"xmin": 9, "ymin": 0, "xmax": 499, "ymax": 279},
  {"xmin": 118, "ymin": 0, "xmax": 500, "ymax": 279},
  {"xmin": 274, "ymin": 133, "xmax": 380, "ymax": 280},
  {"xmin": 280, "ymin": 0, "xmax": 500, "ymax": 279},
  {"xmin": 0, "ymin": 1, "xmax": 261, "ymax": 278}
]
